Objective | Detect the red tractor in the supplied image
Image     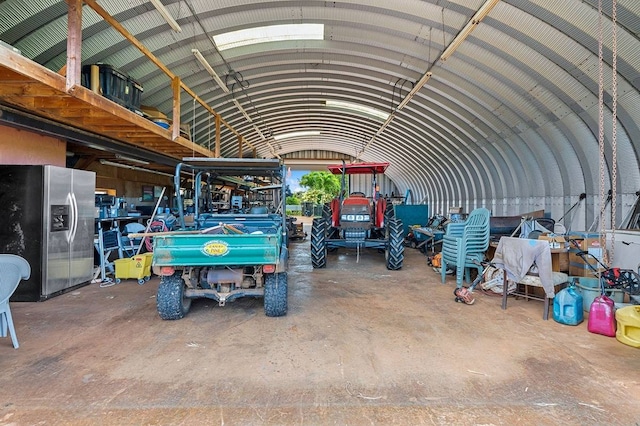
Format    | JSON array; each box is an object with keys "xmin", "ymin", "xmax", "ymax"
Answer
[{"xmin": 310, "ymin": 162, "xmax": 404, "ymax": 270}]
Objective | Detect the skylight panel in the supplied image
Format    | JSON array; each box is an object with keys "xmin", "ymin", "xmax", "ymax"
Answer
[
  {"xmin": 214, "ymin": 24, "xmax": 324, "ymax": 51},
  {"xmin": 274, "ymin": 131, "xmax": 321, "ymax": 141}
]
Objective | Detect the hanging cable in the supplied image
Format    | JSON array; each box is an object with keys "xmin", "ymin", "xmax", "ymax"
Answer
[
  {"xmin": 597, "ymin": 0, "xmax": 606, "ymax": 266},
  {"xmin": 391, "ymin": 78, "xmax": 414, "ymax": 113},
  {"xmin": 185, "ymin": 0, "xmax": 273, "ymax": 151},
  {"xmin": 441, "ymin": 7, "xmax": 446, "ymax": 54}
]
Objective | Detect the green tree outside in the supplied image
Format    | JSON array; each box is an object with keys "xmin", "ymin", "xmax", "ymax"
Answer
[
  {"xmin": 286, "ymin": 195, "xmax": 301, "ymax": 205},
  {"xmin": 299, "ymin": 171, "xmax": 343, "ymax": 204}
]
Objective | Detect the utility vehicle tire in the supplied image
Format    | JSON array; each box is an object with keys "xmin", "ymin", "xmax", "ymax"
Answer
[
  {"xmin": 264, "ymin": 272, "xmax": 288, "ymax": 317},
  {"xmin": 157, "ymin": 272, "xmax": 191, "ymax": 320},
  {"xmin": 311, "ymin": 218, "xmax": 327, "ymax": 268},
  {"xmin": 386, "ymin": 218, "xmax": 404, "ymax": 270}
]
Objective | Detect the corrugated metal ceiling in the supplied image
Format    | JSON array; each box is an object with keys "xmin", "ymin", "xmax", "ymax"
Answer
[{"xmin": 0, "ymin": 0, "xmax": 638, "ymax": 227}]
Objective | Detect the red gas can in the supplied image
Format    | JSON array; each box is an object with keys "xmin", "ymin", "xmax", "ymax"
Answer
[{"xmin": 587, "ymin": 295, "xmax": 616, "ymax": 337}]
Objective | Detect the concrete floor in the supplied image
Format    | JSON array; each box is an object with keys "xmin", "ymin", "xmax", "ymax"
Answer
[{"xmin": 1, "ymin": 220, "xmax": 639, "ymax": 425}]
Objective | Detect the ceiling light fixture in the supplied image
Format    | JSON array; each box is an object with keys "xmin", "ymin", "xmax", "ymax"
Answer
[
  {"xmin": 325, "ymin": 100, "xmax": 389, "ymax": 121},
  {"xmin": 397, "ymin": 72, "xmax": 432, "ymax": 111},
  {"xmin": 115, "ymin": 154, "xmax": 149, "ymax": 165},
  {"xmin": 274, "ymin": 131, "xmax": 320, "ymax": 141},
  {"xmin": 99, "ymin": 159, "xmax": 173, "ymax": 177},
  {"xmin": 356, "ymin": 0, "xmax": 500, "ymax": 162},
  {"xmin": 192, "ymin": 49, "xmax": 230, "ymax": 94},
  {"xmin": 192, "ymin": 51, "xmax": 279, "ymax": 158},
  {"xmin": 440, "ymin": 0, "xmax": 500, "ymax": 61},
  {"xmin": 149, "ymin": 0, "xmax": 182, "ymax": 33},
  {"xmin": 233, "ymin": 99, "xmax": 253, "ymax": 122}
]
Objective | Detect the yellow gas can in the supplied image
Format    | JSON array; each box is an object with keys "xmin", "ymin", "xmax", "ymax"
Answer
[{"xmin": 615, "ymin": 306, "xmax": 640, "ymax": 348}]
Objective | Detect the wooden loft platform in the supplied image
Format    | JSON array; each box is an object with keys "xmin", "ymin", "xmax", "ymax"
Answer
[{"xmin": 0, "ymin": 45, "xmax": 213, "ymax": 163}]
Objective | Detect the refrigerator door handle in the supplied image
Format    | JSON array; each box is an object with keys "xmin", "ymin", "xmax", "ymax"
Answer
[{"xmin": 68, "ymin": 192, "xmax": 78, "ymax": 242}]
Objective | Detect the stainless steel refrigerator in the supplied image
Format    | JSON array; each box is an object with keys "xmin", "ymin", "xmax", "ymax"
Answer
[{"xmin": 0, "ymin": 165, "xmax": 96, "ymax": 301}]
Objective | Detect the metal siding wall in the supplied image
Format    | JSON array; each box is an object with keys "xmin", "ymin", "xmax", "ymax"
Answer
[{"xmin": 348, "ymin": 174, "xmax": 397, "ymax": 199}]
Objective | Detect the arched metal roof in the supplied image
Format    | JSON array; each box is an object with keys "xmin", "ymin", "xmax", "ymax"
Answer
[{"xmin": 1, "ymin": 0, "xmax": 638, "ymax": 226}]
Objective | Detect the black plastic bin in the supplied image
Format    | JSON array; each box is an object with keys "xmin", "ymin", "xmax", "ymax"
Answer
[
  {"xmin": 81, "ymin": 63, "xmax": 128, "ymax": 107},
  {"xmin": 126, "ymin": 77, "xmax": 144, "ymax": 111}
]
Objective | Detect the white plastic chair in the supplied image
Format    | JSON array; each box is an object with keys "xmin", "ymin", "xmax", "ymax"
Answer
[{"xmin": 0, "ymin": 254, "xmax": 31, "ymax": 348}]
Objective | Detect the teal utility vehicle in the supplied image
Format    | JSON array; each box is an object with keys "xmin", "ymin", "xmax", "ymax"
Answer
[{"xmin": 152, "ymin": 158, "xmax": 288, "ymax": 320}]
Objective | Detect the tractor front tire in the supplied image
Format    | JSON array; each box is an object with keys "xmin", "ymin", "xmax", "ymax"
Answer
[
  {"xmin": 386, "ymin": 218, "xmax": 404, "ymax": 270},
  {"xmin": 311, "ymin": 218, "xmax": 327, "ymax": 268},
  {"xmin": 157, "ymin": 272, "xmax": 192, "ymax": 320},
  {"xmin": 264, "ymin": 272, "xmax": 288, "ymax": 317}
]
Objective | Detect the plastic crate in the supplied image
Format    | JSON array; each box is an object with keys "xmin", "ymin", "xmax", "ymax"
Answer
[
  {"xmin": 81, "ymin": 63, "xmax": 128, "ymax": 107},
  {"xmin": 126, "ymin": 77, "xmax": 143, "ymax": 110},
  {"xmin": 114, "ymin": 252, "xmax": 153, "ymax": 284}
]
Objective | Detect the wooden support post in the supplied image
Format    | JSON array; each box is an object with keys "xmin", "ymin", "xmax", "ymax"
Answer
[
  {"xmin": 171, "ymin": 76, "xmax": 181, "ymax": 141},
  {"xmin": 215, "ymin": 114, "xmax": 221, "ymax": 157},
  {"xmin": 238, "ymin": 135, "xmax": 243, "ymax": 158},
  {"xmin": 65, "ymin": 0, "xmax": 82, "ymax": 92},
  {"xmin": 252, "ymin": 148, "xmax": 257, "ymax": 158}
]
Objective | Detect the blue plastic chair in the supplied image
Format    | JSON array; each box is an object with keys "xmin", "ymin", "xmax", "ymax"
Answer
[
  {"xmin": 440, "ymin": 208, "xmax": 491, "ymax": 288},
  {"xmin": 0, "ymin": 254, "xmax": 31, "ymax": 349}
]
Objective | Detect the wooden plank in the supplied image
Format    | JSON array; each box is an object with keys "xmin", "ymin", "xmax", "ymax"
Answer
[
  {"xmin": 0, "ymin": 42, "xmax": 215, "ymax": 161},
  {"xmin": 171, "ymin": 76, "xmax": 180, "ymax": 141},
  {"xmin": 215, "ymin": 114, "xmax": 221, "ymax": 157},
  {"xmin": 83, "ymin": 0, "xmax": 225, "ymax": 123},
  {"xmin": 0, "ymin": 82, "xmax": 61, "ymax": 96},
  {"xmin": 0, "ymin": 45, "xmax": 68, "ymax": 93},
  {"xmin": 65, "ymin": 0, "xmax": 82, "ymax": 92}
]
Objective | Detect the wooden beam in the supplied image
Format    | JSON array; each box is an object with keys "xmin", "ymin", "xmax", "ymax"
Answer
[
  {"xmin": 65, "ymin": 0, "xmax": 82, "ymax": 92},
  {"xmin": 215, "ymin": 114, "xmax": 221, "ymax": 158},
  {"xmin": 238, "ymin": 134, "xmax": 242, "ymax": 158},
  {"xmin": 171, "ymin": 76, "xmax": 180, "ymax": 141},
  {"xmin": 84, "ymin": 0, "xmax": 218, "ymax": 119}
]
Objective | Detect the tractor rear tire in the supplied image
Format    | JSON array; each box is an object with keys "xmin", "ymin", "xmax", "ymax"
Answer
[
  {"xmin": 386, "ymin": 218, "xmax": 404, "ymax": 270},
  {"xmin": 264, "ymin": 272, "xmax": 288, "ymax": 317},
  {"xmin": 384, "ymin": 201, "xmax": 395, "ymax": 222},
  {"xmin": 157, "ymin": 272, "xmax": 192, "ymax": 320},
  {"xmin": 311, "ymin": 217, "xmax": 327, "ymax": 268},
  {"xmin": 322, "ymin": 203, "xmax": 332, "ymax": 220}
]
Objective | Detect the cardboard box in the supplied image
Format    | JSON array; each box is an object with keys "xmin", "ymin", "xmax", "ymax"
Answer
[
  {"xmin": 179, "ymin": 123, "xmax": 191, "ymax": 140},
  {"xmin": 568, "ymin": 233, "xmax": 606, "ymax": 276},
  {"xmin": 539, "ymin": 233, "xmax": 566, "ymax": 249},
  {"xmin": 140, "ymin": 104, "xmax": 168, "ymax": 120}
]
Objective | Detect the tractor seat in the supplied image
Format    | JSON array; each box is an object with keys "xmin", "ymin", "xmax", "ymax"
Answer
[{"xmin": 349, "ymin": 192, "xmax": 366, "ymax": 197}]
